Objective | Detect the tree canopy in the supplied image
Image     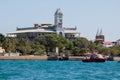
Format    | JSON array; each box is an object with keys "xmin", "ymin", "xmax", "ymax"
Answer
[
  {"xmin": 0, "ymin": 33, "xmax": 5, "ymax": 46},
  {"xmin": 0, "ymin": 33, "xmax": 120, "ymax": 56}
]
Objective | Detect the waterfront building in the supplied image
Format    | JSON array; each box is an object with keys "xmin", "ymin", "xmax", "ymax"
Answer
[
  {"xmin": 94, "ymin": 29, "xmax": 104, "ymax": 43},
  {"xmin": 103, "ymin": 41, "xmax": 114, "ymax": 47},
  {"xmin": 116, "ymin": 39, "xmax": 120, "ymax": 45},
  {"xmin": 7, "ymin": 8, "xmax": 80, "ymax": 40}
]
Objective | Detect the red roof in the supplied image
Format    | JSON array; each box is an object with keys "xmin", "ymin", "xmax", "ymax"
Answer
[{"xmin": 103, "ymin": 41, "xmax": 112, "ymax": 45}]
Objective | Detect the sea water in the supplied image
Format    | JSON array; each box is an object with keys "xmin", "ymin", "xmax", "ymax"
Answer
[{"xmin": 0, "ymin": 60, "xmax": 120, "ymax": 80}]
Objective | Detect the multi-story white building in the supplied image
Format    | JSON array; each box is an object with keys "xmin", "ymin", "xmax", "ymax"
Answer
[{"xmin": 7, "ymin": 8, "xmax": 80, "ymax": 39}]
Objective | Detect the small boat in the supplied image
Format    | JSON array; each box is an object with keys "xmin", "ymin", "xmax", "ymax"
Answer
[
  {"xmin": 106, "ymin": 56, "xmax": 114, "ymax": 61},
  {"xmin": 82, "ymin": 52, "xmax": 106, "ymax": 62}
]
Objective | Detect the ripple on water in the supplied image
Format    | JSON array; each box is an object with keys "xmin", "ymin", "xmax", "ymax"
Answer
[{"xmin": 0, "ymin": 60, "xmax": 120, "ymax": 80}]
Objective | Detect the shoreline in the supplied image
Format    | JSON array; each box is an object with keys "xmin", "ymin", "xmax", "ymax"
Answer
[
  {"xmin": 0, "ymin": 56, "xmax": 84, "ymax": 60},
  {"xmin": 0, "ymin": 56, "xmax": 120, "ymax": 61},
  {"xmin": 0, "ymin": 56, "xmax": 48, "ymax": 60}
]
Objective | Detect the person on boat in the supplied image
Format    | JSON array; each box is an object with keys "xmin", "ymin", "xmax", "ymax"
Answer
[
  {"xmin": 90, "ymin": 50, "xmax": 99, "ymax": 59},
  {"xmin": 90, "ymin": 54, "xmax": 98, "ymax": 59}
]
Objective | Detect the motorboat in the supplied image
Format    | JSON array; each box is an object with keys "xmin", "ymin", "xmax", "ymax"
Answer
[
  {"xmin": 82, "ymin": 58, "xmax": 106, "ymax": 62},
  {"xmin": 82, "ymin": 53, "xmax": 106, "ymax": 62}
]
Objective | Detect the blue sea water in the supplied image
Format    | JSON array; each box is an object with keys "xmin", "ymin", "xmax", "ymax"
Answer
[{"xmin": 0, "ymin": 60, "xmax": 120, "ymax": 80}]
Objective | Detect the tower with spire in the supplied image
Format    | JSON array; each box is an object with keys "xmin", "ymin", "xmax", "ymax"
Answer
[
  {"xmin": 54, "ymin": 8, "xmax": 63, "ymax": 28},
  {"xmin": 54, "ymin": 8, "xmax": 64, "ymax": 36},
  {"xmin": 95, "ymin": 29, "xmax": 105, "ymax": 44}
]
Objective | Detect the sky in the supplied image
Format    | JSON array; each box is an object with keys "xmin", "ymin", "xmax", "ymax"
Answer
[{"xmin": 0, "ymin": 0, "xmax": 120, "ymax": 41}]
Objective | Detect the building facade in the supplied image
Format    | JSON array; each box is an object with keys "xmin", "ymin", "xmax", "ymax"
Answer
[
  {"xmin": 94, "ymin": 29, "xmax": 104, "ymax": 43},
  {"xmin": 116, "ymin": 39, "xmax": 120, "ymax": 45},
  {"xmin": 7, "ymin": 8, "xmax": 80, "ymax": 39}
]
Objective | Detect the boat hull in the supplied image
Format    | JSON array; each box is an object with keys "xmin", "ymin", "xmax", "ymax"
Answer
[{"xmin": 82, "ymin": 58, "xmax": 106, "ymax": 62}]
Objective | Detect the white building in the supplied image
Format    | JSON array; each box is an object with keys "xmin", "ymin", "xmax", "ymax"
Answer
[
  {"xmin": 116, "ymin": 39, "xmax": 120, "ymax": 45},
  {"xmin": 103, "ymin": 41, "xmax": 114, "ymax": 47},
  {"xmin": 7, "ymin": 8, "xmax": 80, "ymax": 40}
]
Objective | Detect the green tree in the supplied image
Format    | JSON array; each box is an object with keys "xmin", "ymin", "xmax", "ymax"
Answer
[
  {"xmin": 72, "ymin": 37, "xmax": 90, "ymax": 54},
  {"xmin": 72, "ymin": 47, "xmax": 80, "ymax": 56},
  {"xmin": 16, "ymin": 38, "xmax": 32, "ymax": 55},
  {"xmin": 109, "ymin": 46, "xmax": 120, "ymax": 56},
  {"xmin": 65, "ymin": 41, "xmax": 73, "ymax": 51},
  {"xmin": 56, "ymin": 34, "xmax": 68, "ymax": 52},
  {"xmin": 31, "ymin": 41, "xmax": 46, "ymax": 55},
  {"xmin": 35, "ymin": 34, "xmax": 68, "ymax": 54},
  {"xmin": 0, "ymin": 33, "xmax": 5, "ymax": 46},
  {"xmin": 2, "ymin": 37, "xmax": 17, "ymax": 52},
  {"xmin": 88, "ymin": 41, "xmax": 96, "ymax": 52},
  {"xmin": 72, "ymin": 37, "xmax": 89, "ymax": 48}
]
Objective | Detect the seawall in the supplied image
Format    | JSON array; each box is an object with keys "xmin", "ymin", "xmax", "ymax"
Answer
[
  {"xmin": 1, "ymin": 56, "xmax": 120, "ymax": 61},
  {"xmin": 114, "ymin": 57, "xmax": 120, "ymax": 61},
  {"xmin": 0, "ymin": 56, "xmax": 85, "ymax": 60},
  {"xmin": 0, "ymin": 56, "xmax": 48, "ymax": 60}
]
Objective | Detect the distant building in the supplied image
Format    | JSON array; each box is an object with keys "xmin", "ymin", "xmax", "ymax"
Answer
[
  {"xmin": 94, "ymin": 29, "xmax": 115, "ymax": 47},
  {"xmin": 7, "ymin": 8, "xmax": 80, "ymax": 40},
  {"xmin": 116, "ymin": 39, "xmax": 120, "ymax": 45},
  {"xmin": 103, "ymin": 41, "xmax": 114, "ymax": 47},
  {"xmin": 94, "ymin": 29, "xmax": 104, "ymax": 44},
  {"xmin": 108, "ymin": 39, "xmax": 120, "ymax": 46}
]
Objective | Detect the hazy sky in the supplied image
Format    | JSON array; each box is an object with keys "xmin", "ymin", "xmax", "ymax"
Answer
[{"xmin": 0, "ymin": 0, "xmax": 120, "ymax": 41}]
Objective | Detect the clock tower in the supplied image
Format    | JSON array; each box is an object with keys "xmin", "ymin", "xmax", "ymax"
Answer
[
  {"xmin": 54, "ymin": 8, "xmax": 63, "ymax": 29},
  {"xmin": 54, "ymin": 8, "xmax": 64, "ymax": 36}
]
